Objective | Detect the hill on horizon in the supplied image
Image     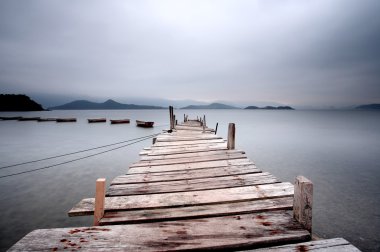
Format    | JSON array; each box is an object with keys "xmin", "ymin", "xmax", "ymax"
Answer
[
  {"xmin": 181, "ymin": 103, "xmax": 239, "ymax": 109},
  {"xmin": 0, "ymin": 94, "xmax": 44, "ymax": 111},
  {"xmin": 49, "ymin": 99, "xmax": 166, "ymax": 110},
  {"xmin": 245, "ymin": 105, "xmax": 294, "ymax": 110}
]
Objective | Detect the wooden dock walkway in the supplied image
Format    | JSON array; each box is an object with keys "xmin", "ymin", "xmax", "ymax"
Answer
[{"xmin": 9, "ymin": 115, "xmax": 360, "ymax": 251}]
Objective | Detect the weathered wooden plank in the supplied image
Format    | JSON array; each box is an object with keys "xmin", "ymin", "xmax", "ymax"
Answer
[
  {"xmin": 156, "ymin": 136, "xmax": 222, "ymax": 142},
  {"xmin": 112, "ymin": 165, "xmax": 260, "ymax": 184},
  {"xmin": 12, "ymin": 211, "xmax": 310, "ymax": 252},
  {"xmin": 153, "ymin": 138, "xmax": 225, "ymax": 147},
  {"xmin": 107, "ymin": 172, "xmax": 279, "ymax": 196},
  {"xmin": 69, "ymin": 182, "xmax": 294, "ymax": 216},
  {"xmin": 130, "ymin": 153, "xmax": 247, "ymax": 167},
  {"xmin": 243, "ymin": 238, "xmax": 360, "ymax": 251},
  {"xmin": 128, "ymin": 159, "xmax": 254, "ymax": 174},
  {"xmin": 100, "ymin": 197, "xmax": 293, "ymax": 225},
  {"xmin": 175, "ymin": 125, "xmax": 215, "ymax": 131},
  {"xmin": 140, "ymin": 149, "xmax": 245, "ymax": 161},
  {"xmin": 140, "ymin": 144, "xmax": 227, "ymax": 156}
]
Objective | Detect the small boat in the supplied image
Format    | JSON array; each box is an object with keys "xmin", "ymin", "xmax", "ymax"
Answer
[
  {"xmin": 18, "ymin": 117, "xmax": 41, "ymax": 121},
  {"xmin": 56, "ymin": 118, "xmax": 77, "ymax": 122},
  {"xmin": 38, "ymin": 118, "xmax": 57, "ymax": 122},
  {"xmin": 136, "ymin": 120, "xmax": 154, "ymax": 128},
  {"xmin": 88, "ymin": 118, "xmax": 106, "ymax": 123},
  {"xmin": 110, "ymin": 119, "xmax": 130, "ymax": 124},
  {"xmin": 0, "ymin": 116, "xmax": 22, "ymax": 120}
]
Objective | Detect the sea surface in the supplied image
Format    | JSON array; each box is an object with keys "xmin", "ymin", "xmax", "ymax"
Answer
[{"xmin": 0, "ymin": 109, "xmax": 379, "ymax": 251}]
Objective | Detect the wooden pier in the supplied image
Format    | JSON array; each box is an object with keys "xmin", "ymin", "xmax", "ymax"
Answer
[{"xmin": 9, "ymin": 114, "xmax": 360, "ymax": 251}]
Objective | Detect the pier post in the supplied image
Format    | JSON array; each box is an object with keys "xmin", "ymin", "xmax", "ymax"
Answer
[
  {"xmin": 203, "ymin": 115, "xmax": 206, "ymax": 133},
  {"xmin": 293, "ymin": 176, "xmax": 313, "ymax": 233},
  {"xmin": 227, "ymin": 123, "xmax": 235, "ymax": 150},
  {"xmin": 215, "ymin": 123, "xmax": 218, "ymax": 135},
  {"xmin": 169, "ymin": 106, "xmax": 175, "ymax": 130},
  {"xmin": 152, "ymin": 137, "xmax": 157, "ymax": 144},
  {"xmin": 173, "ymin": 115, "xmax": 176, "ymax": 128},
  {"xmin": 94, "ymin": 178, "xmax": 106, "ymax": 226}
]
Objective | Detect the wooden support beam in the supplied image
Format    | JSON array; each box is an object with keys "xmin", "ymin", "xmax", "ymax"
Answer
[
  {"xmin": 93, "ymin": 178, "xmax": 106, "ymax": 226},
  {"xmin": 227, "ymin": 123, "xmax": 235, "ymax": 150},
  {"xmin": 293, "ymin": 176, "xmax": 313, "ymax": 232}
]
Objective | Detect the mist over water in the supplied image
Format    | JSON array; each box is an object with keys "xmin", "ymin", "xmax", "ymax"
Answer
[{"xmin": 0, "ymin": 109, "xmax": 379, "ymax": 251}]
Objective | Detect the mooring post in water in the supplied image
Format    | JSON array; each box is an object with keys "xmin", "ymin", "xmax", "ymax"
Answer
[
  {"xmin": 293, "ymin": 176, "xmax": 313, "ymax": 233},
  {"xmin": 203, "ymin": 115, "xmax": 206, "ymax": 132},
  {"xmin": 227, "ymin": 123, "xmax": 235, "ymax": 150},
  {"xmin": 152, "ymin": 137, "xmax": 157, "ymax": 144},
  {"xmin": 169, "ymin": 106, "xmax": 175, "ymax": 130},
  {"xmin": 215, "ymin": 122, "xmax": 218, "ymax": 135},
  {"xmin": 94, "ymin": 178, "xmax": 106, "ymax": 226}
]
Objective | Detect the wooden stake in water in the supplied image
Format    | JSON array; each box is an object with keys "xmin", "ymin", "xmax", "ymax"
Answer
[{"xmin": 94, "ymin": 178, "xmax": 106, "ymax": 226}]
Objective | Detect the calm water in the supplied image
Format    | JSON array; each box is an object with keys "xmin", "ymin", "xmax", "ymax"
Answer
[{"xmin": 0, "ymin": 110, "xmax": 379, "ymax": 251}]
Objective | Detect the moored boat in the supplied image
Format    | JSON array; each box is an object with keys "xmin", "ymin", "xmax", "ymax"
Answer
[
  {"xmin": 110, "ymin": 119, "xmax": 130, "ymax": 124},
  {"xmin": 88, "ymin": 118, "xmax": 106, "ymax": 123},
  {"xmin": 136, "ymin": 120, "xmax": 154, "ymax": 128},
  {"xmin": 56, "ymin": 118, "xmax": 77, "ymax": 122},
  {"xmin": 38, "ymin": 118, "xmax": 57, "ymax": 122},
  {"xmin": 18, "ymin": 117, "xmax": 41, "ymax": 121},
  {"xmin": 0, "ymin": 116, "xmax": 22, "ymax": 120}
]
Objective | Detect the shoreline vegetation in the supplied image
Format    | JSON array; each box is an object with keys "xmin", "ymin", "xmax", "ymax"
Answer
[{"xmin": 1, "ymin": 94, "xmax": 380, "ymax": 112}]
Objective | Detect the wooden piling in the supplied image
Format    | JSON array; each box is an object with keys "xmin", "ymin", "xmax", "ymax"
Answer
[
  {"xmin": 152, "ymin": 137, "xmax": 157, "ymax": 144},
  {"xmin": 227, "ymin": 123, "xmax": 235, "ymax": 150},
  {"xmin": 215, "ymin": 123, "xmax": 218, "ymax": 135},
  {"xmin": 293, "ymin": 176, "xmax": 313, "ymax": 232},
  {"xmin": 93, "ymin": 178, "xmax": 106, "ymax": 226},
  {"xmin": 202, "ymin": 115, "xmax": 206, "ymax": 133}
]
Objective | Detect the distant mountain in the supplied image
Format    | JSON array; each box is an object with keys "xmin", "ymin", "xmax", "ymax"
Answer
[
  {"xmin": 181, "ymin": 103, "xmax": 239, "ymax": 109},
  {"xmin": 0, "ymin": 94, "xmax": 44, "ymax": 111},
  {"xmin": 49, "ymin": 99, "xmax": 166, "ymax": 110},
  {"xmin": 355, "ymin": 104, "xmax": 380, "ymax": 110},
  {"xmin": 245, "ymin": 105, "xmax": 294, "ymax": 110}
]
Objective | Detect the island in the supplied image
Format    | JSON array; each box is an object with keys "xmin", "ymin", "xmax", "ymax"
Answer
[
  {"xmin": 0, "ymin": 94, "xmax": 44, "ymax": 111},
  {"xmin": 181, "ymin": 103, "xmax": 239, "ymax": 109},
  {"xmin": 49, "ymin": 99, "xmax": 165, "ymax": 110},
  {"xmin": 245, "ymin": 105, "xmax": 294, "ymax": 110},
  {"xmin": 355, "ymin": 104, "xmax": 380, "ymax": 110}
]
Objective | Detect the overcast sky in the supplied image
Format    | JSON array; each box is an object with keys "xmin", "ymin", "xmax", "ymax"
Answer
[{"xmin": 0, "ymin": 0, "xmax": 379, "ymax": 108}]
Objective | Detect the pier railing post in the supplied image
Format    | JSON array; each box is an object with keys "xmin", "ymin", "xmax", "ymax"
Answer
[
  {"xmin": 169, "ymin": 106, "xmax": 174, "ymax": 130},
  {"xmin": 293, "ymin": 176, "xmax": 313, "ymax": 233},
  {"xmin": 203, "ymin": 115, "xmax": 206, "ymax": 133},
  {"xmin": 227, "ymin": 123, "xmax": 235, "ymax": 150},
  {"xmin": 94, "ymin": 178, "xmax": 106, "ymax": 226}
]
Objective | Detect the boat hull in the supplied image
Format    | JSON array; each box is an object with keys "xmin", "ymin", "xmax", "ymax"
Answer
[
  {"xmin": 136, "ymin": 120, "xmax": 154, "ymax": 128},
  {"xmin": 110, "ymin": 119, "xmax": 130, "ymax": 124}
]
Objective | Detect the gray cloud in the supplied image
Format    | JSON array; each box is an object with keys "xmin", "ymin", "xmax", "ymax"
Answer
[{"xmin": 0, "ymin": 0, "xmax": 379, "ymax": 108}]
